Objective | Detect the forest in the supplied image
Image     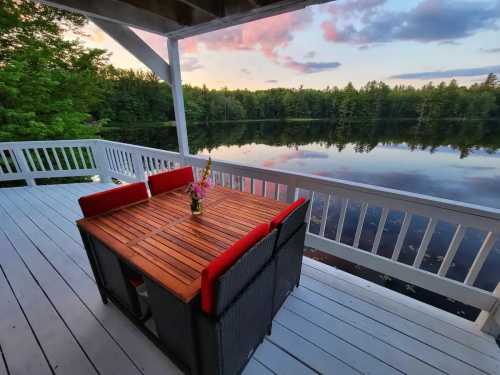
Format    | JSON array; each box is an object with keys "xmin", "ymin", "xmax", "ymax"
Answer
[
  {"xmin": 121, "ymin": 74, "xmax": 500, "ymax": 124},
  {"xmin": 1, "ymin": 0, "xmax": 500, "ymax": 142}
]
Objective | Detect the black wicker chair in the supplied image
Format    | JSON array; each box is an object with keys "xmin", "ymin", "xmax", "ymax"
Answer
[
  {"xmin": 270, "ymin": 198, "xmax": 310, "ymax": 318},
  {"xmin": 195, "ymin": 227, "xmax": 277, "ymax": 375},
  {"xmin": 78, "ymin": 182, "xmax": 150, "ymax": 319}
]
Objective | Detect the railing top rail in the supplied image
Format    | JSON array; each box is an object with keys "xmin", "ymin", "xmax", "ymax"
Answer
[
  {"xmin": 97, "ymin": 139, "xmax": 182, "ymax": 159},
  {"xmin": 187, "ymin": 154, "xmax": 500, "ymax": 225},
  {"xmin": 3, "ymin": 139, "xmax": 500, "ymax": 225},
  {"xmin": 0, "ymin": 139, "xmax": 99, "ymax": 148}
]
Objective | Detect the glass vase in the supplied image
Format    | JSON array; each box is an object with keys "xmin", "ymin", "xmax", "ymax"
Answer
[{"xmin": 191, "ymin": 198, "xmax": 203, "ymax": 215}]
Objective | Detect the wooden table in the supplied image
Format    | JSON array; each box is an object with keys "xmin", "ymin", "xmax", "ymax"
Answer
[{"xmin": 78, "ymin": 185, "xmax": 287, "ymax": 302}]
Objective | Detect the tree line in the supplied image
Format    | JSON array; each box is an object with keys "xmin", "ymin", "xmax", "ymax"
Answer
[{"xmin": 1, "ymin": 0, "xmax": 499, "ymax": 142}]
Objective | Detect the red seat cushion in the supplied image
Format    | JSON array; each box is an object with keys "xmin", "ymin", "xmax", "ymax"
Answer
[
  {"xmin": 148, "ymin": 166, "xmax": 194, "ymax": 196},
  {"xmin": 270, "ymin": 197, "xmax": 306, "ymax": 230},
  {"xmin": 201, "ymin": 223, "xmax": 269, "ymax": 314},
  {"xmin": 79, "ymin": 182, "xmax": 148, "ymax": 217}
]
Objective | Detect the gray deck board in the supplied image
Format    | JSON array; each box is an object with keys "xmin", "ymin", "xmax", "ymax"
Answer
[
  {"xmin": 0, "ymin": 262, "xmax": 52, "ymax": 375},
  {"xmin": 0, "ymin": 183, "xmax": 498, "ymax": 375},
  {"xmin": 0, "ymin": 228, "xmax": 97, "ymax": 375}
]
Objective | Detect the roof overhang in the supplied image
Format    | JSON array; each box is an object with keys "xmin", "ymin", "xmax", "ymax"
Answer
[{"xmin": 39, "ymin": 0, "xmax": 332, "ymax": 38}]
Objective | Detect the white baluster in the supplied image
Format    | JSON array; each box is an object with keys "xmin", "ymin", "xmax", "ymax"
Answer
[
  {"xmin": 465, "ymin": 232, "xmax": 496, "ymax": 286},
  {"xmin": 42, "ymin": 148, "xmax": 55, "ymax": 171},
  {"xmin": 319, "ymin": 194, "xmax": 331, "ymax": 237},
  {"xmin": 61, "ymin": 147, "xmax": 71, "ymax": 170},
  {"xmin": 52, "ymin": 148, "xmax": 63, "ymax": 170},
  {"xmin": 372, "ymin": 207, "xmax": 389, "ymax": 254},
  {"xmin": 1, "ymin": 150, "xmax": 13, "ymax": 173},
  {"xmin": 392, "ymin": 212, "xmax": 412, "ymax": 261},
  {"xmin": 438, "ymin": 225, "xmax": 465, "ymax": 277},
  {"xmin": 336, "ymin": 198, "xmax": 349, "ymax": 242},
  {"xmin": 306, "ymin": 192, "xmax": 315, "ymax": 233},
  {"xmin": 413, "ymin": 218, "xmax": 437, "ymax": 268},
  {"xmin": 77, "ymin": 147, "xmax": 87, "ymax": 169},
  {"xmin": 34, "ymin": 148, "xmax": 46, "ymax": 171},
  {"xmin": 353, "ymin": 202, "xmax": 368, "ymax": 248},
  {"xmin": 69, "ymin": 147, "xmax": 79, "ymax": 170}
]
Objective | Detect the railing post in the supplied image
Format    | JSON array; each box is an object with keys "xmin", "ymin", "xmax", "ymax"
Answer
[
  {"xmin": 285, "ymin": 177, "xmax": 298, "ymax": 203},
  {"xmin": 475, "ymin": 282, "xmax": 500, "ymax": 337},
  {"xmin": 92, "ymin": 141, "xmax": 112, "ymax": 183},
  {"xmin": 131, "ymin": 151, "xmax": 146, "ymax": 182},
  {"xmin": 11, "ymin": 146, "xmax": 35, "ymax": 186}
]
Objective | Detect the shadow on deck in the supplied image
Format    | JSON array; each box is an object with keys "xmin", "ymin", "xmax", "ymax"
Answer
[{"xmin": 0, "ymin": 183, "xmax": 498, "ymax": 375}]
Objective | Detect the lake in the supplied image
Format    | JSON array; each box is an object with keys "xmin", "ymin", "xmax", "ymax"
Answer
[{"xmin": 101, "ymin": 119, "xmax": 500, "ymax": 319}]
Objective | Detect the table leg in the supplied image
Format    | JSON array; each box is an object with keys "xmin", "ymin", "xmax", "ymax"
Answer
[{"xmin": 78, "ymin": 227, "xmax": 108, "ymax": 304}]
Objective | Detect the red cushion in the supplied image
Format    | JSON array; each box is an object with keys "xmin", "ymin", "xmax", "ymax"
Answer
[
  {"xmin": 79, "ymin": 182, "xmax": 148, "ymax": 217},
  {"xmin": 148, "ymin": 166, "xmax": 194, "ymax": 196},
  {"xmin": 201, "ymin": 223, "xmax": 269, "ymax": 314},
  {"xmin": 270, "ymin": 197, "xmax": 306, "ymax": 230}
]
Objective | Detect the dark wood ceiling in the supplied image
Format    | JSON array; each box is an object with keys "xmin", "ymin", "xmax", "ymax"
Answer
[{"xmin": 41, "ymin": 0, "xmax": 333, "ymax": 38}]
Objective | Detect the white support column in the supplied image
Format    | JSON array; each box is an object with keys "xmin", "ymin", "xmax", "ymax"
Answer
[
  {"xmin": 167, "ymin": 38, "xmax": 190, "ymax": 160},
  {"xmin": 475, "ymin": 283, "xmax": 500, "ymax": 337}
]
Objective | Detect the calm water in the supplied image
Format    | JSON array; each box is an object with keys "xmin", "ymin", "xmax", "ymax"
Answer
[{"xmin": 102, "ymin": 120, "xmax": 500, "ymax": 319}]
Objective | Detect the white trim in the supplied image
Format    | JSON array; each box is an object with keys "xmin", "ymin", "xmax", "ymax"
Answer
[
  {"xmin": 305, "ymin": 233, "xmax": 497, "ymax": 312},
  {"xmin": 475, "ymin": 283, "xmax": 500, "ymax": 336},
  {"xmin": 167, "ymin": 39, "xmax": 190, "ymax": 158}
]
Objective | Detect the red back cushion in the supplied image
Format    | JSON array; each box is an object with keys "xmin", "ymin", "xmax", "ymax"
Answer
[
  {"xmin": 270, "ymin": 197, "xmax": 306, "ymax": 230},
  {"xmin": 201, "ymin": 223, "xmax": 269, "ymax": 314},
  {"xmin": 148, "ymin": 166, "xmax": 194, "ymax": 196},
  {"xmin": 79, "ymin": 182, "xmax": 148, "ymax": 217}
]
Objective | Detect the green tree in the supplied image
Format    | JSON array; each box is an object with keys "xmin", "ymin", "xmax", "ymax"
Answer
[{"xmin": 0, "ymin": 0, "xmax": 108, "ymax": 141}]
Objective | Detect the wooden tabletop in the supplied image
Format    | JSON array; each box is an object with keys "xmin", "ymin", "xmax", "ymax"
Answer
[{"xmin": 77, "ymin": 186, "xmax": 288, "ymax": 302}]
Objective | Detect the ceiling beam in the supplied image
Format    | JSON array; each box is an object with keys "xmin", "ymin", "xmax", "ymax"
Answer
[
  {"xmin": 175, "ymin": 0, "xmax": 225, "ymax": 18},
  {"xmin": 119, "ymin": 0, "xmax": 213, "ymax": 26},
  {"xmin": 91, "ymin": 18, "xmax": 171, "ymax": 84},
  {"xmin": 40, "ymin": 0, "xmax": 182, "ymax": 35},
  {"xmin": 166, "ymin": 0, "xmax": 330, "ymax": 39}
]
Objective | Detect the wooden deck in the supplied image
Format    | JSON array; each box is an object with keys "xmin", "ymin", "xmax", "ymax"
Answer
[{"xmin": 0, "ymin": 183, "xmax": 498, "ymax": 375}]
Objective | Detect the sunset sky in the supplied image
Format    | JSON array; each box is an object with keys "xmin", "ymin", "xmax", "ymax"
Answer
[{"xmin": 79, "ymin": 0, "xmax": 500, "ymax": 90}]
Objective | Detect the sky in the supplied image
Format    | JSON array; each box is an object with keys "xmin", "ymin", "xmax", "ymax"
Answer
[{"xmin": 78, "ymin": 0, "xmax": 500, "ymax": 90}]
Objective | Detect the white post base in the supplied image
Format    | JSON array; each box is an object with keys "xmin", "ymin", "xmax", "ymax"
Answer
[{"xmin": 475, "ymin": 283, "xmax": 500, "ymax": 337}]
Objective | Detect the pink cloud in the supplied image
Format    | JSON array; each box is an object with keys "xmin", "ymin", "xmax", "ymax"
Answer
[
  {"xmin": 262, "ymin": 150, "xmax": 328, "ymax": 167},
  {"xmin": 179, "ymin": 9, "xmax": 313, "ymax": 62},
  {"xmin": 321, "ymin": 22, "xmax": 337, "ymax": 42}
]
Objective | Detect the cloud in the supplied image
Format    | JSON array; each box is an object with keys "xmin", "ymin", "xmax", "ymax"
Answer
[
  {"xmin": 180, "ymin": 10, "xmax": 312, "ymax": 59},
  {"xmin": 262, "ymin": 150, "xmax": 329, "ymax": 167},
  {"xmin": 133, "ymin": 9, "xmax": 341, "ymax": 74},
  {"xmin": 181, "ymin": 57, "xmax": 203, "ymax": 71},
  {"xmin": 390, "ymin": 65, "xmax": 500, "ymax": 80},
  {"xmin": 480, "ymin": 47, "xmax": 500, "ymax": 53},
  {"xmin": 322, "ymin": 0, "xmax": 500, "ymax": 45},
  {"xmin": 265, "ymin": 79, "xmax": 278, "ymax": 83},
  {"xmin": 283, "ymin": 57, "xmax": 341, "ymax": 74}
]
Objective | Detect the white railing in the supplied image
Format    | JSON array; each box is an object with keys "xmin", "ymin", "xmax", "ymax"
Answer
[
  {"xmin": 1, "ymin": 139, "xmax": 499, "ymax": 335},
  {"xmin": 0, "ymin": 140, "xmax": 100, "ymax": 185}
]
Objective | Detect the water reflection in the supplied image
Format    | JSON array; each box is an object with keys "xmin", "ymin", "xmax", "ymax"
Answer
[{"xmin": 101, "ymin": 119, "xmax": 500, "ymax": 320}]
